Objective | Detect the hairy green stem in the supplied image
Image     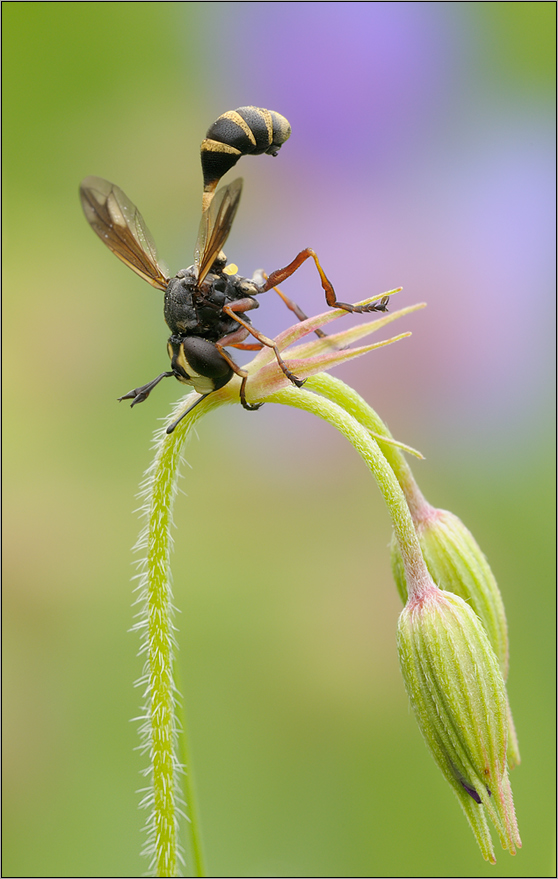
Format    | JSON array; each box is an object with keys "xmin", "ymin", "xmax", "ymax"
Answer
[
  {"xmin": 135, "ymin": 390, "xmax": 231, "ymax": 877},
  {"xmin": 265, "ymin": 385, "xmax": 432, "ymax": 596},
  {"xmin": 135, "ymin": 377, "xmax": 430, "ymax": 875},
  {"xmin": 305, "ymin": 373, "xmax": 430, "ymax": 519}
]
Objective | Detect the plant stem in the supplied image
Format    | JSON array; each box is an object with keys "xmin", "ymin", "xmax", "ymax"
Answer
[
  {"xmin": 305, "ymin": 373, "xmax": 431, "ymax": 520},
  {"xmin": 266, "ymin": 385, "xmax": 432, "ymax": 599},
  {"xmin": 136, "ymin": 376, "xmax": 431, "ymax": 875},
  {"xmin": 136, "ymin": 390, "xmax": 230, "ymax": 877},
  {"xmin": 141, "ymin": 426, "xmax": 182, "ymax": 877},
  {"xmin": 173, "ymin": 665, "xmax": 207, "ymax": 878}
]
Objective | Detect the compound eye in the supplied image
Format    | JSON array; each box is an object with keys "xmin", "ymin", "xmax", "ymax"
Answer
[{"xmin": 181, "ymin": 337, "xmax": 232, "ymax": 381}]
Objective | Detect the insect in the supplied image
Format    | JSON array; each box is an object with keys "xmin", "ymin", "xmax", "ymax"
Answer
[{"xmin": 80, "ymin": 109, "xmax": 389, "ymax": 433}]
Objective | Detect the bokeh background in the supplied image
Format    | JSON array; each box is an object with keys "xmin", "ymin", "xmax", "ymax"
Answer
[{"xmin": 3, "ymin": 3, "xmax": 555, "ymax": 877}]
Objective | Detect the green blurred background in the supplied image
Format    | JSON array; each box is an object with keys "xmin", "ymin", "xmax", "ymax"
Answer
[{"xmin": 3, "ymin": 3, "xmax": 555, "ymax": 876}]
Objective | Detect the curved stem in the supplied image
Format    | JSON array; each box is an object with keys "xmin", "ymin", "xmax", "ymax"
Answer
[
  {"xmin": 135, "ymin": 376, "xmax": 433, "ymax": 875},
  {"xmin": 305, "ymin": 373, "xmax": 432, "ymax": 521},
  {"xmin": 265, "ymin": 385, "xmax": 432, "ymax": 598}
]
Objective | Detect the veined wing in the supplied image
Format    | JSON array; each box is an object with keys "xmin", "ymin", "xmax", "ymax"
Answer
[
  {"xmin": 195, "ymin": 178, "xmax": 243, "ymax": 285},
  {"xmin": 80, "ymin": 176, "xmax": 169, "ymax": 290}
]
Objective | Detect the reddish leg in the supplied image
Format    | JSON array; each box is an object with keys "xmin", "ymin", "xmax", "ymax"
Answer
[
  {"xmin": 260, "ymin": 248, "xmax": 389, "ymax": 314},
  {"xmin": 264, "ymin": 277, "xmax": 328, "ymax": 339}
]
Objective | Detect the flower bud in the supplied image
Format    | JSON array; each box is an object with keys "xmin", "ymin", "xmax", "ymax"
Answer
[
  {"xmin": 397, "ymin": 583, "xmax": 521, "ymax": 862},
  {"xmin": 391, "ymin": 506, "xmax": 520, "ymax": 768},
  {"xmin": 392, "ymin": 508, "xmax": 506, "ymax": 669}
]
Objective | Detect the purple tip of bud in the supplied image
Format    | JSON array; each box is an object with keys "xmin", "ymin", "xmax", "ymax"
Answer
[
  {"xmin": 460, "ymin": 778, "xmax": 482, "ymax": 804},
  {"xmin": 459, "ymin": 778, "xmax": 493, "ymax": 803}
]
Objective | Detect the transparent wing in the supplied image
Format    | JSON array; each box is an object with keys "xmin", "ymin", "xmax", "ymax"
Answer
[
  {"xmin": 79, "ymin": 176, "xmax": 169, "ymax": 290},
  {"xmin": 195, "ymin": 178, "xmax": 243, "ymax": 285}
]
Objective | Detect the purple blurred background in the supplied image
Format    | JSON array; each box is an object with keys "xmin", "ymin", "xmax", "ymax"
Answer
[{"xmin": 197, "ymin": 2, "xmax": 555, "ymax": 449}]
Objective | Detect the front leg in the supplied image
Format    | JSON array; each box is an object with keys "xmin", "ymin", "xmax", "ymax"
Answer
[
  {"xmin": 166, "ymin": 392, "xmax": 211, "ymax": 434},
  {"xmin": 118, "ymin": 371, "xmax": 175, "ymax": 407},
  {"xmin": 259, "ymin": 248, "xmax": 389, "ymax": 314},
  {"xmin": 210, "ymin": 313, "xmax": 262, "ymax": 412}
]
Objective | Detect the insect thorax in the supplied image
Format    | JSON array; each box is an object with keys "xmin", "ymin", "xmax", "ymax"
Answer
[{"xmin": 164, "ymin": 266, "xmax": 258, "ymax": 341}]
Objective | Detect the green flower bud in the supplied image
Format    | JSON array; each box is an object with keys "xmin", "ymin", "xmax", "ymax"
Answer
[
  {"xmin": 391, "ymin": 506, "xmax": 520, "ymax": 769},
  {"xmin": 392, "ymin": 508, "xmax": 507, "ymax": 671},
  {"xmin": 397, "ymin": 583, "xmax": 521, "ymax": 863}
]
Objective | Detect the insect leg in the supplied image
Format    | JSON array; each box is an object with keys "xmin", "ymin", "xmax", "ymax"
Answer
[
  {"xmin": 211, "ymin": 321, "xmax": 263, "ymax": 412},
  {"xmin": 166, "ymin": 393, "xmax": 211, "ymax": 434},
  {"xmin": 253, "ymin": 272, "xmax": 327, "ymax": 339},
  {"xmin": 118, "ymin": 371, "xmax": 175, "ymax": 407},
  {"xmin": 273, "ymin": 285, "xmax": 327, "ymax": 337},
  {"xmin": 221, "ymin": 299, "xmax": 306, "ymax": 389},
  {"xmin": 259, "ymin": 248, "xmax": 389, "ymax": 314}
]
